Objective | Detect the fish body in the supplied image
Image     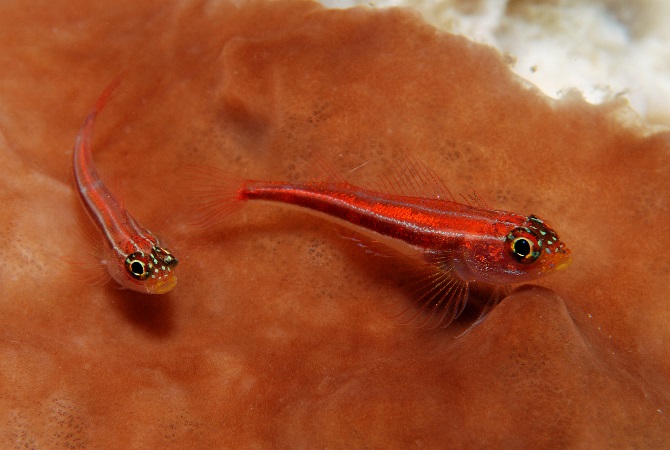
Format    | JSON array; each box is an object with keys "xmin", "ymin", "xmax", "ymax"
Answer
[
  {"xmin": 192, "ymin": 166, "xmax": 570, "ymax": 327},
  {"xmin": 73, "ymin": 81, "xmax": 178, "ymax": 294},
  {"xmin": 240, "ymin": 180, "xmax": 570, "ymax": 285}
]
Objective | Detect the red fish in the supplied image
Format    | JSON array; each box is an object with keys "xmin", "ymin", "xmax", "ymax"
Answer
[
  {"xmin": 190, "ymin": 161, "xmax": 570, "ymax": 326},
  {"xmin": 73, "ymin": 81, "xmax": 178, "ymax": 294}
]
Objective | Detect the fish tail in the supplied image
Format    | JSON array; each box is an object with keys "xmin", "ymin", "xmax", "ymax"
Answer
[
  {"xmin": 185, "ymin": 165, "xmax": 247, "ymax": 228},
  {"xmin": 93, "ymin": 76, "xmax": 122, "ymax": 116},
  {"xmin": 75, "ymin": 77, "xmax": 122, "ymax": 163}
]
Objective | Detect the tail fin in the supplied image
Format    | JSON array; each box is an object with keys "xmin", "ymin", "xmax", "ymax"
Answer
[
  {"xmin": 74, "ymin": 76, "xmax": 122, "ymax": 172},
  {"xmin": 185, "ymin": 165, "xmax": 246, "ymax": 228},
  {"xmin": 93, "ymin": 76, "xmax": 122, "ymax": 116}
]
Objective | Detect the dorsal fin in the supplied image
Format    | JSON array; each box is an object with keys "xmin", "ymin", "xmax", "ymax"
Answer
[
  {"xmin": 309, "ymin": 149, "xmax": 347, "ymax": 184},
  {"xmin": 459, "ymin": 191, "xmax": 490, "ymax": 210},
  {"xmin": 470, "ymin": 191, "xmax": 489, "ymax": 209},
  {"xmin": 304, "ymin": 152, "xmax": 491, "ymax": 209},
  {"xmin": 349, "ymin": 154, "xmax": 464, "ymax": 203}
]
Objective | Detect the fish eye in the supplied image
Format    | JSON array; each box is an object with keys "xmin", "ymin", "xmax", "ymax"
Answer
[
  {"xmin": 125, "ymin": 252, "xmax": 149, "ymax": 280},
  {"xmin": 506, "ymin": 228, "xmax": 541, "ymax": 264}
]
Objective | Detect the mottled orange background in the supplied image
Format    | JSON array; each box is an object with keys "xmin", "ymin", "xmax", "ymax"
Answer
[{"xmin": 1, "ymin": 0, "xmax": 669, "ymax": 447}]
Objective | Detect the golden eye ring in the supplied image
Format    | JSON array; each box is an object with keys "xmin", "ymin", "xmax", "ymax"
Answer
[
  {"xmin": 506, "ymin": 228, "xmax": 541, "ymax": 264},
  {"xmin": 125, "ymin": 252, "xmax": 149, "ymax": 280}
]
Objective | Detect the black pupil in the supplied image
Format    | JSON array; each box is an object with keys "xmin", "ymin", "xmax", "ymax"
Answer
[
  {"xmin": 514, "ymin": 238, "xmax": 531, "ymax": 257},
  {"xmin": 130, "ymin": 261, "xmax": 144, "ymax": 275}
]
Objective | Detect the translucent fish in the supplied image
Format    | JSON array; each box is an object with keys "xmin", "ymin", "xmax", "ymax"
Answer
[
  {"xmin": 188, "ymin": 158, "xmax": 570, "ymax": 326},
  {"xmin": 72, "ymin": 80, "xmax": 178, "ymax": 294}
]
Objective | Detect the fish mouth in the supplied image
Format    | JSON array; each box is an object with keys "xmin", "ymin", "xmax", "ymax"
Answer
[
  {"xmin": 554, "ymin": 253, "xmax": 572, "ymax": 271},
  {"xmin": 150, "ymin": 276, "xmax": 178, "ymax": 294}
]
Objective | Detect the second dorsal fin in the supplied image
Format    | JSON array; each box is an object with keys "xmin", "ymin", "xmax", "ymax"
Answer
[{"xmin": 352, "ymin": 154, "xmax": 459, "ymax": 202}]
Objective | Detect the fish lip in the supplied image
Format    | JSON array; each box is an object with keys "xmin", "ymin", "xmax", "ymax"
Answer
[
  {"xmin": 555, "ymin": 254, "xmax": 572, "ymax": 271},
  {"xmin": 150, "ymin": 276, "xmax": 178, "ymax": 294}
]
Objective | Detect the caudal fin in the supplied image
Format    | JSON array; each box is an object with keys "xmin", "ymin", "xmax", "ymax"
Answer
[{"xmin": 185, "ymin": 165, "xmax": 247, "ymax": 228}]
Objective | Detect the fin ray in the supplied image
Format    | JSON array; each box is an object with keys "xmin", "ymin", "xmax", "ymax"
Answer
[{"xmin": 185, "ymin": 165, "xmax": 246, "ymax": 228}]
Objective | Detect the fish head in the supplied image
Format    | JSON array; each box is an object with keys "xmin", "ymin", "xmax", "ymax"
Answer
[
  {"xmin": 458, "ymin": 214, "xmax": 571, "ymax": 285},
  {"xmin": 108, "ymin": 244, "xmax": 179, "ymax": 294}
]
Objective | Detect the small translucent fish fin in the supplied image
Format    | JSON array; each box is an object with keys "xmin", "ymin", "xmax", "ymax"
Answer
[
  {"xmin": 408, "ymin": 155, "xmax": 456, "ymax": 201},
  {"xmin": 308, "ymin": 149, "xmax": 348, "ymax": 184},
  {"xmin": 337, "ymin": 228, "xmax": 471, "ymax": 329},
  {"xmin": 360, "ymin": 154, "xmax": 457, "ymax": 202},
  {"xmin": 336, "ymin": 228, "xmax": 398, "ymax": 259},
  {"xmin": 81, "ymin": 223, "xmax": 104, "ymax": 254},
  {"xmin": 392, "ymin": 254, "xmax": 470, "ymax": 329},
  {"xmin": 344, "ymin": 159, "xmax": 371, "ymax": 177},
  {"xmin": 463, "ymin": 191, "xmax": 490, "ymax": 210},
  {"xmin": 62, "ymin": 226, "xmax": 111, "ymax": 287},
  {"xmin": 80, "ymin": 77, "xmax": 121, "ymax": 138},
  {"xmin": 185, "ymin": 165, "xmax": 246, "ymax": 228},
  {"xmin": 67, "ymin": 251, "xmax": 112, "ymax": 287},
  {"xmin": 74, "ymin": 76, "xmax": 122, "ymax": 187},
  {"xmin": 73, "ymin": 76, "xmax": 121, "ymax": 186},
  {"xmin": 94, "ymin": 77, "xmax": 122, "ymax": 115}
]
